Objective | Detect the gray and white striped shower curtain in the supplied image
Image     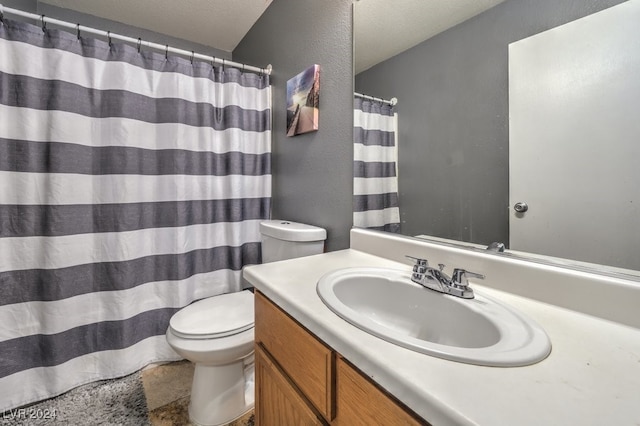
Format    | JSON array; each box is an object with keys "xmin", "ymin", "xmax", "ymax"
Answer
[
  {"xmin": 353, "ymin": 97, "xmax": 400, "ymax": 232},
  {"xmin": 0, "ymin": 18, "xmax": 271, "ymax": 410}
]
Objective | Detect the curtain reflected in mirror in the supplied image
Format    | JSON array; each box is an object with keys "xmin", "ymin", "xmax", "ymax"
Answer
[{"xmin": 353, "ymin": 94, "xmax": 400, "ymax": 233}]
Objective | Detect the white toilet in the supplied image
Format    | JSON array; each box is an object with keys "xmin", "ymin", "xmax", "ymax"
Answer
[{"xmin": 165, "ymin": 220, "xmax": 326, "ymax": 426}]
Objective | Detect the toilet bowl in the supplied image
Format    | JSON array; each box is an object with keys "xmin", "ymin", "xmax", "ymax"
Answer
[
  {"xmin": 166, "ymin": 220, "xmax": 327, "ymax": 425},
  {"xmin": 166, "ymin": 290, "xmax": 255, "ymax": 426}
]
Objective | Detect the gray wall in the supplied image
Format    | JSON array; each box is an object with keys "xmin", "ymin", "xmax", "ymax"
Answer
[
  {"xmin": 2, "ymin": 1, "xmax": 230, "ymax": 59},
  {"xmin": 234, "ymin": 0, "xmax": 354, "ymax": 251},
  {"xmin": 2, "ymin": 0, "xmax": 37, "ymax": 12},
  {"xmin": 355, "ymin": 0, "xmax": 626, "ymax": 246}
]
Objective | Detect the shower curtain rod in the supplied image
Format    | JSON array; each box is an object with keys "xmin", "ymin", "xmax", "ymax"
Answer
[
  {"xmin": 354, "ymin": 92, "xmax": 398, "ymax": 106},
  {"xmin": 0, "ymin": 4, "xmax": 272, "ymax": 75}
]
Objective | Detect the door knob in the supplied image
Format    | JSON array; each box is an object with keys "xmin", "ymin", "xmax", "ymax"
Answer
[{"xmin": 513, "ymin": 202, "xmax": 528, "ymax": 213}]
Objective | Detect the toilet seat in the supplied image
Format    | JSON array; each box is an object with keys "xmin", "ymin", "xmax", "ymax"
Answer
[{"xmin": 169, "ymin": 290, "xmax": 254, "ymax": 340}]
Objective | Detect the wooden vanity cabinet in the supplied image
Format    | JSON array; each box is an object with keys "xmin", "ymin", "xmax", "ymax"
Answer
[{"xmin": 255, "ymin": 291, "xmax": 427, "ymax": 426}]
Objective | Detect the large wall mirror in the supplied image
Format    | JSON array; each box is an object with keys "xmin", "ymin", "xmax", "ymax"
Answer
[{"xmin": 353, "ymin": 0, "xmax": 640, "ymax": 278}]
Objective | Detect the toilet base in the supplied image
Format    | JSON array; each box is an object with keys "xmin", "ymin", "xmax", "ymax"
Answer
[{"xmin": 188, "ymin": 358, "xmax": 255, "ymax": 426}]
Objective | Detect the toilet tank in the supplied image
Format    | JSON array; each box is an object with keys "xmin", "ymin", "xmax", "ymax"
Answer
[{"xmin": 260, "ymin": 220, "xmax": 327, "ymax": 263}]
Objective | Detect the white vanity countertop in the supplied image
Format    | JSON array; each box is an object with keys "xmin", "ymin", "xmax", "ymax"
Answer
[{"xmin": 243, "ymin": 248, "xmax": 640, "ymax": 426}]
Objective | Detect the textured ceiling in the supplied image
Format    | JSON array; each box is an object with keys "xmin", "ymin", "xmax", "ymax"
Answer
[
  {"xmin": 39, "ymin": 0, "xmax": 274, "ymax": 52},
  {"xmin": 354, "ymin": 0, "xmax": 508, "ymax": 73},
  {"xmin": 38, "ymin": 0, "xmax": 506, "ymax": 71}
]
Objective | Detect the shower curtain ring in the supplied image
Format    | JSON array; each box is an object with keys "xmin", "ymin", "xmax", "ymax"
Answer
[
  {"xmin": 165, "ymin": 44, "xmax": 169, "ymax": 60},
  {"xmin": 190, "ymin": 51, "xmax": 194, "ymax": 65},
  {"xmin": 41, "ymin": 15, "xmax": 46, "ymax": 32},
  {"xmin": 137, "ymin": 38, "xmax": 141, "ymax": 53},
  {"xmin": 107, "ymin": 31, "xmax": 112, "ymax": 47},
  {"xmin": 76, "ymin": 23, "xmax": 81, "ymax": 40}
]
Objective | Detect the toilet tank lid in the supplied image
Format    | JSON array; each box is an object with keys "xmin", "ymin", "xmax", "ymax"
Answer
[{"xmin": 260, "ymin": 220, "xmax": 327, "ymax": 242}]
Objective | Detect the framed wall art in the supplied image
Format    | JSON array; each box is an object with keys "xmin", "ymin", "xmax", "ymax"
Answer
[{"xmin": 286, "ymin": 64, "xmax": 320, "ymax": 136}]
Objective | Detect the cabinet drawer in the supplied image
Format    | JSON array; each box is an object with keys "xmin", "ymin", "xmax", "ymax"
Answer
[
  {"xmin": 336, "ymin": 357, "xmax": 426, "ymax": 426},
  {"xmin": 255, "ymin": 291, "xmax": 334, "ymax": 420}
]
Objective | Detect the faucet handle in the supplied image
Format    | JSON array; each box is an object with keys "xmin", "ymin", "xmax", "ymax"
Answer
[
  {"xmin": 405, "ymin": 255, "xmax": 427, "ymax": 265},
  {"xmin": 451, "ymin": 269, "xmax": 485, "ymax": 287},
  {"xmin": 405, "ymin": 255, "xmax": 428, "ymax": 275}
]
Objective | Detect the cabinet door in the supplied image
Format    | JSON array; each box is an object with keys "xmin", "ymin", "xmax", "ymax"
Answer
[
  {"xmin": 255, "ymin": 345, "xmax": 327, "ymax": 426},
  {"xmin": 255, "ymin": 291, "xmax": 334, "ymax": 420},
  {"xmin": 335, "ymin": 357, "xmax": 426, "ymax": 426}
]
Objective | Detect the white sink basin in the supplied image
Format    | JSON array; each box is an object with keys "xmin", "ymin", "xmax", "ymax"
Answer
[{"xmin": 317, "ymin": 267, "xmax": 551, "ymax": 367}]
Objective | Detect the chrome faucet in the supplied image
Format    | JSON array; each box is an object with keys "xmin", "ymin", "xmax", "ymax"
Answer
[{"xmin": 406, "ymin": 256, "xmax": 485, "ymax": 299}]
